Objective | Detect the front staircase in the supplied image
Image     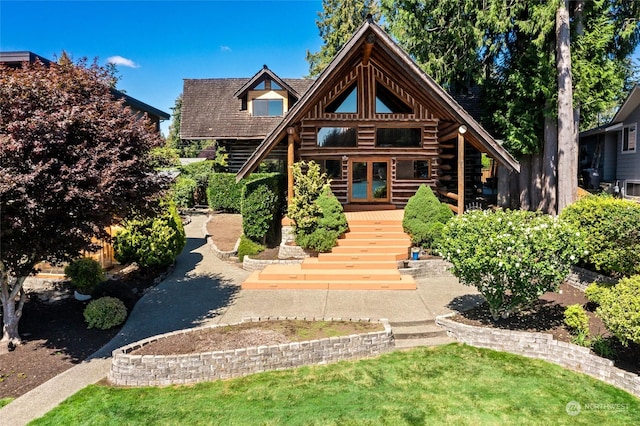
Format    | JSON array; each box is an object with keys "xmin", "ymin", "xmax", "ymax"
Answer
[{"xmin": 242, "ymin": 210, "xmax": 417, "ymax": 290}]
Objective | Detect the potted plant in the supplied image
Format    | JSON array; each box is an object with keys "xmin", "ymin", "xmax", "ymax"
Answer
[{"xmin": 64, "ymin": 257, "xmax": 105, "ymax": 301}]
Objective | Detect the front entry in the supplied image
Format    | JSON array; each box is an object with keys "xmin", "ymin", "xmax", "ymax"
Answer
[{"xmin": 349, "ymin": 158, "xmax": 390, "ymax": 203}]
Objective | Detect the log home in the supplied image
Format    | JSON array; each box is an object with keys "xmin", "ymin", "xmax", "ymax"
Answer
[{"xmin": 184, "ymin": 18, "xmax": 519, "ymax": 212}]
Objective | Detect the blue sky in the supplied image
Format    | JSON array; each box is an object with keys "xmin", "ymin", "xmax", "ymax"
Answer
[{"xmin": 0, "ymin": 1, "xmax": 324, "ymax": 135}]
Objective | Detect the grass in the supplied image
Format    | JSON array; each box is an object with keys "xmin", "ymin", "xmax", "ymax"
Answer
[
  {"xmin": 31, "ymin": 344, "xmax": 639, "ymax": 425},
  {"xmin": 0, "ymin": 397, "xmax": 14, "ymax": 408}
]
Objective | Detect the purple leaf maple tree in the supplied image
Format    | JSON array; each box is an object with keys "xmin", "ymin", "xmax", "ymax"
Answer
[{"xmin": 0, "ymin": 54, "xmax": 168, "ymax": 351}]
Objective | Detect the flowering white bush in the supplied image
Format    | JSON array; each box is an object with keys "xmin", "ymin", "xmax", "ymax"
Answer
[{"xmin": 439, "ymin": 209, "xmax": 585, "ymax": 320}]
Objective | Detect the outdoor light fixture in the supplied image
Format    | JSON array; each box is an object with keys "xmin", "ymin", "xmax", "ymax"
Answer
[{"xmin": 458, "ymin": 125, "xmax": 468, "ymax": 134}]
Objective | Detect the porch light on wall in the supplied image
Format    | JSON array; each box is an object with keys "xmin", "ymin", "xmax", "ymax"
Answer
[{"xmin": 458, "ymin": 125, "xmax": 468, "ymax": 134}]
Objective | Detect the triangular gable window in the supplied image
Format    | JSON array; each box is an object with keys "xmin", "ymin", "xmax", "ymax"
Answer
[
  {"xmin": 326, "ymin": 83, "xmax": 358, "ymax": 113},
  {"xmin": 376, "ymin": 82, "xmax": 412, "ymax": 114},
  {"xmin": 252, "ymin": 79, "xmax": 283, "ymax": 91}
]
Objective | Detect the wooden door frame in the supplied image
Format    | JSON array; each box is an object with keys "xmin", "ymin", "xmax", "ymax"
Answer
[{"xmin": 348, "ymin": 157, "xmax": 390, "ymax": 203}]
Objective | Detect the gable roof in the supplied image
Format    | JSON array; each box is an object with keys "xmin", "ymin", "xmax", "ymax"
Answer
[
  {"xmin": 611, "ymin": 84, "xmax": 640, "ymax": 124},
  {"xmin": 236, "ymin": 20, "xmax": 519, "ymax": 180},
  {"xmin": 0, "ymin": 51, "xmax": 169, "ymax": 122},
  {"xmin": 233, "ymin": 65, "xmax": 302, "ymax": 99},
  {"xmin": 180, "ymin": 74, "xmax": 314, "ymax": 140}
]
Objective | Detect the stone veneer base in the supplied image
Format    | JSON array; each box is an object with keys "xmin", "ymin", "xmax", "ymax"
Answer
[
  {"xmin": 436, "ymin": 314, "xmax": 640, "ymax": 398},
  {"xmin": 108, "ymin": 318, "xmax": 394, "ymax": 387}
]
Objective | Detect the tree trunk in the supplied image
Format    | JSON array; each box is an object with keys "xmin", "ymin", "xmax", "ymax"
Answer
[
  {"xmin": 0, "ymin": 272, "xmax": 26, "ymax": 352},
  {"xmin": 556, "ymin": 0, "xmax": 576, "ymax": 213},
  {"xmin": 518, "ymin": 155, "xmax": 532, "ymax": 211},
  {"xmin": 542, "ymin": 110, "xmax": 558, "ymax": 214},
  {"xmin": 530, "ymin": 153, "xmax": 542, "ymax": 210}
]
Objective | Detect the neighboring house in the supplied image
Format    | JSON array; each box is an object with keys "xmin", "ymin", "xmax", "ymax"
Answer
[
  {"xmin": 0, "ymin": 51, "xmax": 170, "ymax": 132},
  {"xmin": 579, "ymin": 84, "xmax": 640, "ymax": 200},
  {"xmin": 181, "ymin": 66, "xmax": 314, "ymax": 171},
  {"xmin": 1, "ymin": 51, "xmax": 170, "ymax": 274},
  {"xmin": 182, "ymin": 19, "xmax": 519, "ymax": 212}
]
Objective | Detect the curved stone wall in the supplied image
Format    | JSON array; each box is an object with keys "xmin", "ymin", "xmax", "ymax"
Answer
[
  {"xmin": 436, "ymin": 315, "xmax": 640, "ymax": 398},
  {"xmin": 109, "ymin": 318, "xmax": 394, "ymax": 387}
]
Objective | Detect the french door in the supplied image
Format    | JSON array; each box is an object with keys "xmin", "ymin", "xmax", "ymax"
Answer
[{"xmin": 349, "ymin": 158, "xmax": 390, "ymax": 202}]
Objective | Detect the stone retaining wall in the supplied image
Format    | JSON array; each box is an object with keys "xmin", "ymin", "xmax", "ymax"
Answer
[
  {"xmin": 108, "ymin": 318, "xmax": 394, "ymax": 387},
  {"xmin": 436, "ymin": 315, "xmax": 640, "ymax": 398},
  {"xmin": 564, "ymin": 266, "xmax": 618, "ymax": 291},
  {"xmin": 243, "ymin": 257, "xmax": 304, "ymax": 272},
  {"xmin": 398, "ymin": 258, "xmax": 455, "ymax": 279}
]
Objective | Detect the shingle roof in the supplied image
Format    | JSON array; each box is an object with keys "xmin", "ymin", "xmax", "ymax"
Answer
[{"xmin": 180, "ymin": 77, "xmax": 314, "ymax": 140}]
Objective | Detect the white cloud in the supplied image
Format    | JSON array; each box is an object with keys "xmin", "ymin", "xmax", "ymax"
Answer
[
  {"xmin": 106, "ymin": 56, "xmax": 139, "ymax": 68},
  {"xmin": 220, "ymin": 45, "xmax": 232, "ymax": 52}
]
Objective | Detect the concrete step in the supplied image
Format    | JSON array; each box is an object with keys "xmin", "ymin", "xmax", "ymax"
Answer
[
  {"xmin": 390, "ymin": 321, "xmax": 448, "ymax": 340},
  {"xmin": 301, "ymin": 257, "xmax": 398, "ymax": 270},
  {"xmin": 241, "ymin": 272, "xmax": 416, "ymax": 290},
  {"xmin": 336, "ymin": 238, "xmax": 411, "ymax": 247},
  {"xmin": 348, "ymin": 224, "xmax": 404, "ymax": 233},
  {"xmin": 342, "ymin": 231, "xmax": 409, "ymax": 240},
  {"xmin": 347, "ymin": 219, "xmax": 403, "ymax": 226},
  {"xmin": 257, "ymin": 264, "xmax": 402, "ymax": 281},
  {"xmin": 317, "ymin": 252, "xmax": 404, "ymax": 262},
  {"xmin": 330, "ymin": 245, "xmax": 410, "ymax": 257},
  {"xmin": 393, "ymin": 336, "xmax": 456, "ymax": 349}
]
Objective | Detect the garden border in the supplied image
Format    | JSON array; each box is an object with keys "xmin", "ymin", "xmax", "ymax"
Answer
[
  {"xmin": 203, "ymin": 215, "xmax": 240, "ymax": 259},
  {"xmin": 108, "ymin": 317, "xmax": 394, "ymax": 387},
  {"xmin": 436, "ymin": 314, "xmax": 640, "ymax": 398}
]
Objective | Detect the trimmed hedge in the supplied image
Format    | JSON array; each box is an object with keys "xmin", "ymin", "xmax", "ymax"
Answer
[
  {"xmin": 84, "ymin": 296, "xmax": 128, "ymax": 330},
  {"xmin": 207, "ymin": 173, "xmax": 245, "ymax": 212},
  {"xmin": 241, "ymin": 173, "xmax": 285, "ymax": 245},
  {"xmin": 597, "ymin": 275, "xmax": 640, "ymax": 346},
  {"xmin": 560, "ymin": 194, "xmax": 640, "ymax": 277},
  {"xmin": 172, "ymin": 176, "xmax": 198, "ymax": 208}
]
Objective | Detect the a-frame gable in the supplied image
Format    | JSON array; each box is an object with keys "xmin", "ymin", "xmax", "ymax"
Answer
[
  {"xmin": 237, "ymin": 19, "xmax": 519, "ymax": 181},
  {"xmin": 233, "ymin": 65, "xmax": 300, "ymax": 99}
]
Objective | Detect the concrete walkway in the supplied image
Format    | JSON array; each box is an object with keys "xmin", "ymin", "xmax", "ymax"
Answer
[{"xmin": 0, "ymin": 211, "xmax": 479, "ymax": 425}]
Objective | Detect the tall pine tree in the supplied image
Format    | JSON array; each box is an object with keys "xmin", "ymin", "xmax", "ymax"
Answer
[{"xmin": 306, "ymin": 0, "xmax": 380, "ymax": 77}]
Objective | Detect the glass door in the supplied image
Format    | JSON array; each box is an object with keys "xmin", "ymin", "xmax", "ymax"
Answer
[{"xmin": 350, "ymin": 159, "xmax": 389, "ymax": 202}]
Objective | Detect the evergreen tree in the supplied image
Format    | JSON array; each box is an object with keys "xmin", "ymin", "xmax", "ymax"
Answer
[
  {"xmin": 165, "ymin": 93, "xmax": 182, "ymax": 151},
  {"xmin": 306, "ymin": 0, "xmax": 381, "ymax": 77},
  {"xmin": 382, "ymin": 0, "xmax": 640, "ymax": 213}
]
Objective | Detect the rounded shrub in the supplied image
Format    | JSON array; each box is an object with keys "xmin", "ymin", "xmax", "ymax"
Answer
[
  {"xmin": 596, "ymin": 275, "xmax": 640, "ymax": 346},
  {"xmin": 83, "ymin": 296, "xmax": 128, "ymax": 330},
  {"xmin": 560, "ymin": 194, "xmax": 640, "ymax": 277},
  {"xmin": 92, "ymin": 280, "xmax": 137, "ymax": 311},
  {"xmin": 564, "ymin": 304, "xmax": 589, "ymax": 335},
  {"xmin": 113, "ymin": 201, "xmax": 186, "ymax": 268},
  {"xmin": 403, "ymin": 184, "xmax": 453, "ymax": 250},
  {"xmin": 584, "ymin": 282, "xmax": 614, "ymax": 306},
  {"xmin": 64, "ymin": 257, "xmax": 105, "ymax": 294},
  {"xmin": 295, "ymin": 186, "xmax": 348, "ymax": 253},
  {"xmin": 237, "ymin": 235, "xmax": 265, "ymax": 261},
  {"xmin": 439, "ymin": 209, "xmax": 585, "ymax": 320}
]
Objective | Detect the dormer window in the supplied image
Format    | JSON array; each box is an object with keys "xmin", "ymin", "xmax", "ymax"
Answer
[
  {"xmin": 253, "ymin": 98, "xmax": 283, "ymax": 116},
  {"xmin": 253, "ymin": 79, "xmax": 282, "ymax": 91}
]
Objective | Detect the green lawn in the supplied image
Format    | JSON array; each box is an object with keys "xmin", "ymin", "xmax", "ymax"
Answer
[{"xmin": 31, "ymin": 344, "xmax": 639, "ymax": 425}]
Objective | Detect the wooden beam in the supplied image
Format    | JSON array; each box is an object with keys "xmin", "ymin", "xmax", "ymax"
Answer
[
  {"xmin": 286, "ymin": 126, "xmax": 300, "ymax": 143},
  {"xmin": 436, "ymin": 189, "xmax": 459, "ymax": 201},
  {"xmin": 457, "ymin": 132, "xmax": 465, "ymax": 215},
  {"xmin": 362, "ymin": 33, "xmax": 376, "ymax": 65},
  {"xmin": 439, "ymin": 129, "xmax": 460, "ymax": 143},
  {"xmin": 447, "ymin": 204, "xmax": 459, "ymax": 214},
  {"xmin": 287, "ymin": 133, "xmax": 295, "ymax": 206}
]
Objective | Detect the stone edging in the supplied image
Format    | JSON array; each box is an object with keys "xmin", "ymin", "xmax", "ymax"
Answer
[
  {"xmin": 564, "ymin": 266, "xmax": 618, "ymax": 291},
  {"xmin": 108, "ymin": 317, "xmax": 394, "ymax": 387},
  {"xmin": 203, "ymin": 215, "xmax": 240, "ymax": 259},
  {"xmin": 397, "ymin": 258, "xmax": 454, "ymax": 278},
  {"xmin": 436, "ymin": 314, "xmax": 640, "ymax": 398},
  {"xmin": 242, "ymin": 256, "xmax": 304, "ymax": 272}
]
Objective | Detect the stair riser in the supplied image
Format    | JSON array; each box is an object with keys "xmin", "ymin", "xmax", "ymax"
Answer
[
  {"xmin": 348, "ymin": 225, "xmax": 403, "ymax": 232},
  {"xmin": 337, "ymin": 239, "xmax": 411, "ymax": 247},
  {"xmin": 301, "ymin": 262, "xmax": 398, "ymax": 270},
  {"xmin": 331, "ymin": 246, "xmax": 410, "ymax": 255},
  {"xmin": 317, "ymin": 253, "xmax": 404, "ymax": 262},
  {"xmin": 343, "ymin": 232, "xmax": 409, "ymax": 240},
  {"xmin": 258, "ymin": 272, "xmax": 402, "ymax": 281},
  {"xmin": 241, "ymin": 281, "xmax": 417, "ymax": 290}
]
